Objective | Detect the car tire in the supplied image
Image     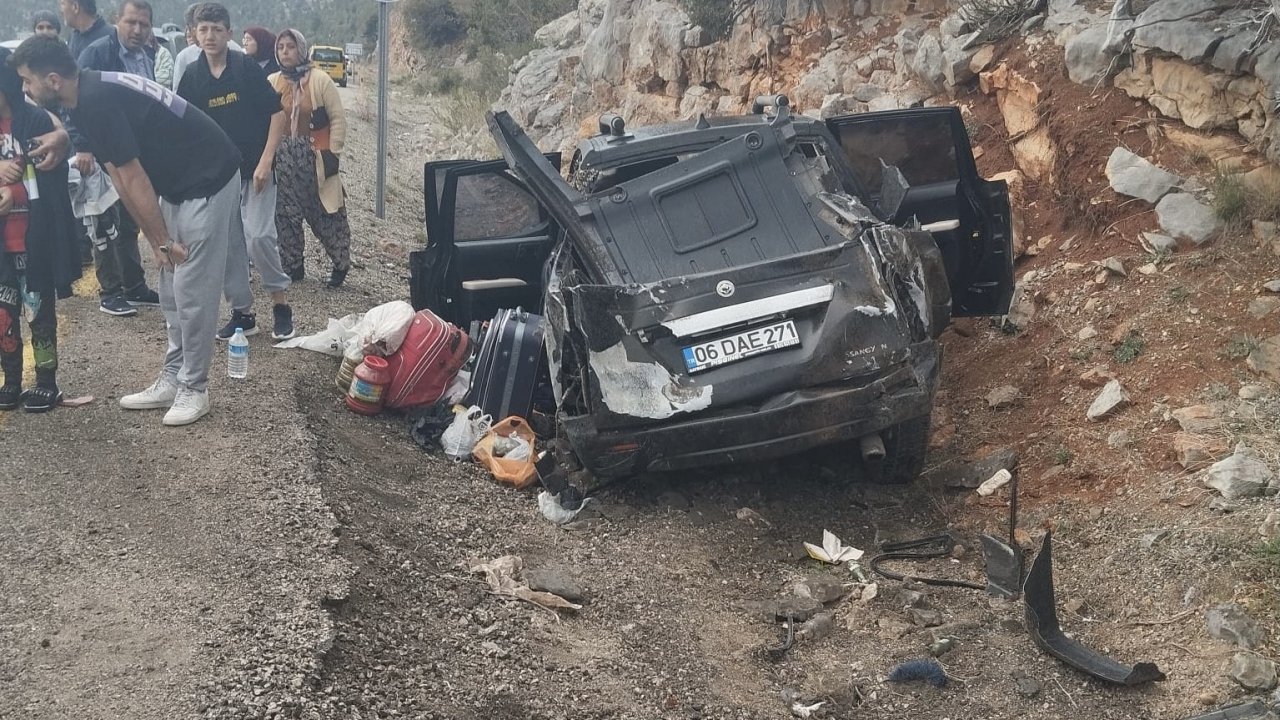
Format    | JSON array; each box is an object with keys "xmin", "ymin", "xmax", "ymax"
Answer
[
  {"xmin": 339, "ymin": 78, "xmax": 347, "ymax": 87},
  {"xmin": 860, "ymin": 413, "xmax": 931, "ymax": 485}
]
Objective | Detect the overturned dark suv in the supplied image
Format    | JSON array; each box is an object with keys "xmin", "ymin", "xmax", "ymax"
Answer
[{"xmin": 412, "ymin": 97, "xmax": 1013, "ymax": 483}]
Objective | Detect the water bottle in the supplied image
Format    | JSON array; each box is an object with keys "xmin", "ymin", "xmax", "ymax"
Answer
[{"xmin": 228, "ymin": 327, "xmax": 249, "ymax": 379}]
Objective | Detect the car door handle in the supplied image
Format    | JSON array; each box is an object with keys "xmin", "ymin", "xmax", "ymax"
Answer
[{"xmin": 921, "ymin": 219, "xmax": 960, "ymax": 233}]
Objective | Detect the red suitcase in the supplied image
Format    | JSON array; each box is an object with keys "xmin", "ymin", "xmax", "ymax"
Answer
[{"xmin": 384, "ymin": 310, "xmax": 471, "ymax": 410}]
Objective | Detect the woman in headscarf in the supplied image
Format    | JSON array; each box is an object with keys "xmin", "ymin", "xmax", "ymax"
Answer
[
  {"xmin": 0, "ymin": 48, "xmax": 82, "ymax": 411},
  {"xmin": 268, "ymin": 28, "xmax": 350, "ymax": 287},
  {"xmin": 242, "ymin": 26, "xmax": 279, "ymax": 75}
]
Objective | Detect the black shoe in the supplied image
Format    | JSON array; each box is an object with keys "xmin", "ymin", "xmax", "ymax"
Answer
[
  {"xmin": 216, "ymin": 309, "xmax": 259, "ymax": 341},
  {"xmin": 99, "ymin": 295, "xmax": 138, "ymax": 317},
  {"xmin": 271, "ymin": 304, "xmax": 296, "ymax": 340},
  {"xmin": 125, "ymin": 287, "xmax": 161, "ymax": 307},
  {"xmin": 0, "ymin": 384, "xmax": 22, "ymax": 411},
  {"xmin": 326, "ymin": 268, "xmax": 347, "ymax": 288},
  {"xmin": 23, "ymin": 386, "xmax": 62, "ymax": 413},
  {"xmin": 288, "ymin": 266, "xmax": 305, "ymax": 282}
]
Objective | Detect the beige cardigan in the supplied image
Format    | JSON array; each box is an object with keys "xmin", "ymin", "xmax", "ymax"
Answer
[{"xmin": 269, "ymin": 68, "xmax": 347, "ymax": 214}]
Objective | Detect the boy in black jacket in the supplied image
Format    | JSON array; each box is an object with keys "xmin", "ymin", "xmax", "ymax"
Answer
[{"xmin": 177, "ymin": 2, "xmax": 294, "ymax": 341}]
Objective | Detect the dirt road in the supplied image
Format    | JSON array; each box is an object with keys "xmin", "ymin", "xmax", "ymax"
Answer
[{"xmin": 0, "ymin": 85, "xmax": 1265, "ymax": 720}]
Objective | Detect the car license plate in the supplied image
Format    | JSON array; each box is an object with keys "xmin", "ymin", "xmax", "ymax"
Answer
[{"xmin": 682, "ymin": 320, "xmax": 800, "ymax": 373}]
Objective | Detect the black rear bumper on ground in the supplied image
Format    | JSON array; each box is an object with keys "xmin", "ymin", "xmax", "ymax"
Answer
[{"xmin": 561, "ymin": 340, "xmax": 939, "ymax": 478}]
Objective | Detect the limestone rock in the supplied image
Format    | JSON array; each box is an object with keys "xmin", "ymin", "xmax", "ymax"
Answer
[
  {"xmin": 1171, "ymin": 405, "xmax": 1221, "ymax": 433},
  {"xmin": 1065, "ymin": 24, "xmax": 1116, "ymax": 86},
  {"xmin": 987, "ymin": 385, "xmax": 1021, "ymax": 409},
  {"xmin": 1087, "ymin": 379, "xmax": 1129, "ymax": 421},
  {"xmin": 980, "ymin": 64, "xmax": 1057, "ymax": 182},
  {"xmin": 1131, "ymin": 0, "xmax": 1245, "ymax": 64},
  {"xmin": 1079, "ymin": 365, "xmax": 1116, "ymax": 388},
  {"xmin": 1261, "ymin": 510, "xmax": 1280, "ymax": 541},
  {"xmin": 534, "ymin": 10, "xmax": 581, "ymax": 49},
  {"xmin": 1205, "ymin": 445, "xmax": 1275, "ymax": 500},
  {"xmin": 1156, "ymin": 193, "xmax": 1223, "ymax": 246},
  {"xmin": 1143, "ymin": 232, "xmax": 1178, "ymax": 253},
  {"xmin": 1207, "ymin": 603, "xmax": 1266, "ymax": 649},
  {"xmin": 1248, "ymin": 336, "xmax": 1280, "ymax": 382},
  {"xmin": 1173, "ymin": 433, "xmax": 1230, "ymax": 471},
  {"xmin": 1229, "ymin": 652, "xmax": 1278, "ymax": 692},
  {"xmin": 912, "ymin": 32, "xmax": 947, "ymax": 92},
  {"xmin": 1250, "ymin": 297, "xmax": 1280, "ymax": 319},
  {"xmin": 1106, "ymin": 147, "xmax": 1183, "ymax": 203}
]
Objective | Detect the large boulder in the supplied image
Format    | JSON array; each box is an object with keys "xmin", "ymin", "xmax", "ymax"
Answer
[
  {"xmin": 1130, "ymin": 0, "xmax": 1246, "ymax": 65},
  {"xmin": 912, "ymin": 32, "xmax": 947, "ymax": 92},
  {"xmin": 1105, "ymin": 147, "xmax": 1183, "ymax": 203},
  {"xmin": 1064, "ymin": 23, "xmax": 1120, "ymax": 86},
  {"xmin": 1204, "ymin": 445, "xmax": 1276, "ymax": 500},
  {"xmin": 625, "ymin": 1, "xmax": 690, "ymax": 95},
  {"xmin": 534, "ymin": 10, "xmax": 581, "ymax": 49},
  {"xmin": 1155, "ymin": 192, "xmax": 1222, "ymax": 245}
]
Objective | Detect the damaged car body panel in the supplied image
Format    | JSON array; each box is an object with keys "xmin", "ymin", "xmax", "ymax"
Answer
[{"xmin": 419, "ymin": 101, "xmax": 1013, "ymax": 481}]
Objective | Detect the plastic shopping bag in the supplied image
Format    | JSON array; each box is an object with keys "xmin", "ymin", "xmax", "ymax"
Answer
[{"xmin": 441, "ymin": 406, "xmax": 492, "ymax": 461}]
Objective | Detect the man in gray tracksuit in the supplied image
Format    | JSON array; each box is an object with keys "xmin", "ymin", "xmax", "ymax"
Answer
[{"xmin": 13, "ymin": 35, "xmax": 242, "ymax": 426}]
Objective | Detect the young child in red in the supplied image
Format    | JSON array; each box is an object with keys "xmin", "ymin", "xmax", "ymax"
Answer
[{"xmin": 0, "ymin": 48, "xmax": 82, "ymax": 412}]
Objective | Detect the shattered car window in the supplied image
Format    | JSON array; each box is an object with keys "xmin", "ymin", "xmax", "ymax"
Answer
[
  {"xmin": 835, "ymin": 114, "xmax": 959, "ymax": 196},
  {"xmin": 453, "ymin": 173, "xmax": 542, "ymax": 241}
]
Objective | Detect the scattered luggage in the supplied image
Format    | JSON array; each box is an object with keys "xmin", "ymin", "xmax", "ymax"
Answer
[
  {"xmin": 384, "ymin": 310, "xmax": 471, "ymax": 410},
  {"xmin": 467, "ymin": 308, "xmax": 548, "ymax": 422}
]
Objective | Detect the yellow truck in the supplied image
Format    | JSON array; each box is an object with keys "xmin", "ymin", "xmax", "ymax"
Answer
[{"xmin": 311, "ymin": 45, "xmax": 346, "ymax": 87}]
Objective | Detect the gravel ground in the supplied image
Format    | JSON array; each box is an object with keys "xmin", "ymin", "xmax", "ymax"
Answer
[{"xmin": 1, "ymin": 84, "xmax": 1272, "ymax": 720}]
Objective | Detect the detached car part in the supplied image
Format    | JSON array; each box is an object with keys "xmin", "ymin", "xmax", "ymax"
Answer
[{"xmin": 1023, "ymin": 532, "xmax": 1166, "ymax": 685}]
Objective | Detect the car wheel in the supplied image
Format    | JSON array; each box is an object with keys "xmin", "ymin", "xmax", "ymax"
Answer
[
  {"xmin": 339, "ymin": 78, "xmax": 347, "ymax": 87},
  {"xmin": 860, "ymin": 413, "xmax": 931, "ymax": 485}
]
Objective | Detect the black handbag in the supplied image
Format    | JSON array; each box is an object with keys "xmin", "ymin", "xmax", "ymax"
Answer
[
  {"xmin": 320, "ymin": 149, "xmax": 339, "ymax": 177},
  {"xmin": 309, "ymin": 106, "xmax": 330, "ymax": 131}
]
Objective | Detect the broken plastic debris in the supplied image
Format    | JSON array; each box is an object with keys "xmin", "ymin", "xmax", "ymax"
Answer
[
  {"xmin": 59, "ymin": 395, "xmax": 95, "ymax": 407},
  {"xmin": 976, "ymin": 468, "xmax": 1013, "ymax": 496},
  {"xmin": 804, "ymin": 530, "xmax": 865, "ymax": 565},
  {"xmin": 791, "ymin": 701, "xmax": 826, "ymax": 718},
  {"xmin": 538, "ymin": 490, "xmax": 590, "ymax": 525}
]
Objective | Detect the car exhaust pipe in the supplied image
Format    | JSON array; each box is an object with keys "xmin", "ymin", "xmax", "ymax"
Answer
[{"xmin": 859, "ymin": 433, "xmax": 886, "ymax": 462}]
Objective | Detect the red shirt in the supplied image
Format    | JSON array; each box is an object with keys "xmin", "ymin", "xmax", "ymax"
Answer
[{"xmin": 0, "ymin": 117, "xmax": 29, "ymax": 254}]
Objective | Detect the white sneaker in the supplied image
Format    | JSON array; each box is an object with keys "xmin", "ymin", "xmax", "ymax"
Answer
[
  {"xmin": 120, "ymin": 375, "xmax": 179, "ymax": 410},
  {"xmin": 163, "ymin": 388, "xmax": 210, "ymax": 426}
]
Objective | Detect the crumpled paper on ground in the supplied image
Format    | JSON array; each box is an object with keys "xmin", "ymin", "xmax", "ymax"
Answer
[{"xmin": 470, "ymin": 555, "xmax": 581, "ymax": 611}]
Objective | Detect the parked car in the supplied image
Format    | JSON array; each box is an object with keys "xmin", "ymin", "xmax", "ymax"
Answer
[
  {"xmin": 412, "ymin": 97, "xmax": 1014, "ymax": 484},
  {"xmin": 310, "ymin": 45, "xmax": 346, "ymax": 87}
]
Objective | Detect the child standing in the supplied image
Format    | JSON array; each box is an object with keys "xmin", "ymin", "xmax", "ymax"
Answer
[{"xmin": 0, "ymin": 49, "xmax": 82, "ymax": 412}]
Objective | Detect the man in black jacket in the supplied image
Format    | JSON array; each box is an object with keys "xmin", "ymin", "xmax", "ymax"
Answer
[
  {"xmin": 61, "ymin": 0, "xmax": 111, "ymax": 61},
  {"xmin": 77, "ymin": 0, "xmax": 161, "ymax": 318}
]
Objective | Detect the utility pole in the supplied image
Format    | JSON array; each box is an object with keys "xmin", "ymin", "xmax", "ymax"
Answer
[{"xmin": 375, "ymin": 0, "xmax": 398, "ymax": 219}]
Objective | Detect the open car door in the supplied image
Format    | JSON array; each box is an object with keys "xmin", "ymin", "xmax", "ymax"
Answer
[
  {"xmin": 826, "ymin": 107, "xmax": 1014, "ymax": 316},
  {"xmin": 412, "ymin": 156, "xmax": 561, "ymax": 327}
]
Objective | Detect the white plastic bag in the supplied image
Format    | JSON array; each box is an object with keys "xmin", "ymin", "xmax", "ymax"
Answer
[
  {"xmin": 444, "ymin": 370, "xmax": 471, "ymax": 406},
  {"xmin": 274, "ymin": 313, "xmax": 362, "ymax": 356},
  {"xmin": 441, "ymin": 406, "xmax": 492, "ymax": 461},
  {"xmin": 351, "ymin": 301, "xmax": 416, "ymax": 356}
]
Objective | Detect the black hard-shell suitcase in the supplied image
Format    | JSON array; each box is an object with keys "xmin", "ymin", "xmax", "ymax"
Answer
[{"xmin": 468, "ymin": 308, "xmax": 547, "ymax": 421}]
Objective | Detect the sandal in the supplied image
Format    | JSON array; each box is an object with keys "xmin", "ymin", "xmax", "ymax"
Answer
[
  {"xmin": 0, "ymin": 384, "xmax": 22, "ymax": 411},
  {"xmin": 23, "ymin": 386, "xmax": 62, "ymax": 414}
]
